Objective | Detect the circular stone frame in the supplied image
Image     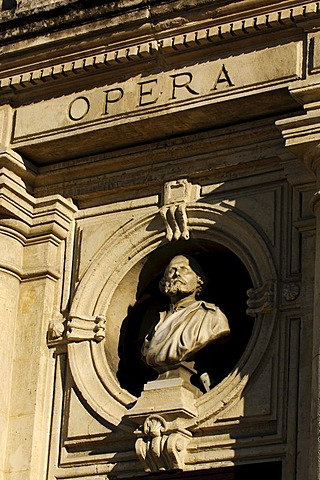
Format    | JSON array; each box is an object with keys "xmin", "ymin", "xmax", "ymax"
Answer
[{"xmin": 68, "ymin": 202, "xmax": 277, "ymax": 430}]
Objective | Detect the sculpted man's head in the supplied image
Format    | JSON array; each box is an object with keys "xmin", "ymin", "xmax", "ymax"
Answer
[
  {"xmin": 142, "ymin": 254, "xmax": 230, "ymax": 371},
  {"xmin": 159, "ymin": 255, "xmax": 206, "ymax": 303}
]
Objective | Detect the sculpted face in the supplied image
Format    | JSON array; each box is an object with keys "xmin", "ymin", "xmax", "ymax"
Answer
[{"xmin": 162, "ymin": 255, "xmax": 199, "ymax": 299}]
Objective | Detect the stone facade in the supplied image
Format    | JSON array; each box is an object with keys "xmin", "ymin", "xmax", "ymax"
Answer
[{"xmin": 1, "ymin": 1, "xmax": 320, "ymax": 479}]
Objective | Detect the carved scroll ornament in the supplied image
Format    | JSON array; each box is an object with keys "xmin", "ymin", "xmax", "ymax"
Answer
[
  {"xmin": 48, "ymin": 314, "xmax": 106, "ymax": 345},
  {"xmin": 47, "ymin": 319, "xmax": 65, "ymax": 345},
  {"xmin": 246, "ymin": 281, "xmax": 275, "ymax": 317},
  {"xmin": 67, "ymin": 314, "xmax": 106, "ymax": 342},
  {"xmin": 135, "ymin": 415, "xmax": 191, "ymax": 472},
  {"xmin": 160, "ymin": 203, "xmax": 189, "ymax": 241}
]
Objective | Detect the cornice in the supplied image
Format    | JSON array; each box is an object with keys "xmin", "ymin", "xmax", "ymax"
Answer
[
  {"xmin": 276, "ymin": 80, "xmax": 320, "ymax": 166},
  {"xmin": 0, "ymin": 163, "xmax": 77, "ymax": 242},
  {"xmin": 0, "ymin": 0, "xmax": 147, "ymax": 37},
  {"xmin": 0, "ymin": 1, "xmax": 319, "ymax": 97}
]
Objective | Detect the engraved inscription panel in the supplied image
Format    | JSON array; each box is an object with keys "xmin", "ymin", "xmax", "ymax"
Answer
[{"xmin": 13, "ymin": 42, "xmax": 301, "ymax": 143}]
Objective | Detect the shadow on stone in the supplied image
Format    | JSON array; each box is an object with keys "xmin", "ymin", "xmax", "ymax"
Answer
[{"xmin": 2, "ymin": 0, "xmax": 17, "ymax": 11}]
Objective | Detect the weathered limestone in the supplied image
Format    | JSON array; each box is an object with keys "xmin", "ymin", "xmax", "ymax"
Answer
[{"xmin": 2, "ymin": 1, "xmax": 320, "ymax": 479}]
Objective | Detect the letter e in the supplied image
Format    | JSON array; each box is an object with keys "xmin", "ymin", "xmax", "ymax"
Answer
[{"xmin": 138, "ymin": 79, "xmax": 158, "ymax": 106}]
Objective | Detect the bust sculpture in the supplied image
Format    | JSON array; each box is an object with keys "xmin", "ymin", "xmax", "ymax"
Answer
[{"xmin": 142, "ymin": 255, "xmax": 230, "ymax": 370}]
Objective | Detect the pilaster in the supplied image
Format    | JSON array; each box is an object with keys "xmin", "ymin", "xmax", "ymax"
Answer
[
  {"xmin": 3, "ymin": 197, "xmax": 76, "ymax": 480},
  {"xmin": 0, "ymin": 220, "xmax": 25, "ymax": 480},
  {"xmin": 0, "ymin": 104, "xmax": 29, "ymax": 480},
  {"xmin": 277, "ymin": 89, "xmax": 320, "ymax": 480},
  {"xmin": 0, "ymin": 104, "xmax": 77, "ymax": 480}
]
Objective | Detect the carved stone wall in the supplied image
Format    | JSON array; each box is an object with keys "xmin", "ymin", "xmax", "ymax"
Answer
[{"xmin": 0, "ymin": 1, "xmax": 319, "ymax": 480}]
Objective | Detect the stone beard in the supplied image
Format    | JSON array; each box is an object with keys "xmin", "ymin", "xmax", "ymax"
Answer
[{"xmin": 142, "ymin": 255, "xmax": 230, "ymax": 369}]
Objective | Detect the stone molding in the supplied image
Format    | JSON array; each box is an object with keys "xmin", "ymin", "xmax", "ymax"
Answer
[
  {"xmin": 0, "ymin": 166, "xmax": 34, "ymax": 225},
  {"xmin": 276, "ymin": 83, "xmax": 320, "ymax": 222},
  {"xmin": 0, "ymin": 158, "xmax": 77, "ymax": 287},
  {"xmin": 30, "ymin": 195, "xmax": 77, "ymax": 242},
  {"xmin": 32, "ymin": 119, "xmax": 282, "ymax": 202},
  {"xmin": 0, "ymin": 164, "xmax": 77, "ymax": 238},
  {"xmin": 277, "ymin": 83, "xmax": 320, "ymax": 170},
  {"xmin": 0, "ymin": 2, "xmax": 319, "ymax": 94}
]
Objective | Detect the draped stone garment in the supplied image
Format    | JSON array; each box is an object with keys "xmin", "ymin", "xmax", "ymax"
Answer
[{"xmin": 142, "ymin": 301, "xmax": 230, "ymax": 367}]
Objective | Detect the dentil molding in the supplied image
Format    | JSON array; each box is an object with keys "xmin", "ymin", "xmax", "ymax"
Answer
[{"xmin": 0, "ymin": 2, "xmax": 319, "ymax": 95}]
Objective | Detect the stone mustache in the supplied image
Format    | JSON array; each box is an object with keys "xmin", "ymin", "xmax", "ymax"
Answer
[{"xmin": 142, "ymin": 255, "xmax": 230, "ymax": 371}]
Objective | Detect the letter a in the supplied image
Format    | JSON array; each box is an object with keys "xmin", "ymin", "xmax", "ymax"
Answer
[{"xmin": 212, "ymin": 65, "xmax": 234, "ymax": 91}]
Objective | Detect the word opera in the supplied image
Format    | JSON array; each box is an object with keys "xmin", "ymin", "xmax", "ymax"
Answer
[{"xmin": 68, "ymin": 64, "xmax": 233, "ymax": 121}]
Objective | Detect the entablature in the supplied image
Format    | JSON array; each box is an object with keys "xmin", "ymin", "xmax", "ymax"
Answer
[{"xmin": 0, "ymin": 1, "xmax": 319, "ymax": 105}]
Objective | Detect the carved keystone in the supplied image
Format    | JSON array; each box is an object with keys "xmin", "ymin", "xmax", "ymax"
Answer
[{"xmin": 160, "ymin": 179, "xmax": 200, "ymax": 241}]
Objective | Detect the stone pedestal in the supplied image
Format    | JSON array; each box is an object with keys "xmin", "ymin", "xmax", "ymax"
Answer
[{"xmin": 125, "ymin": 364, "xmax": 199, "ymax": 472}]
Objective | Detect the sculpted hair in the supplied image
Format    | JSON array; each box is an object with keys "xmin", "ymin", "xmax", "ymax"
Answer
[{"xmin": 159, "ymin": 255, "xmax": 207, "ymax": 296}]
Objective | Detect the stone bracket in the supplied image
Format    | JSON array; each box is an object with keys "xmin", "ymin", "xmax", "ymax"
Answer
[
  {"xmin": 125, "ymin": 364, "xmax": 197, "ymax": 473},
  {"xmin": 67, "ymin": 314, "xmax": 106, "ymax": 342},
  {"xmin": 135, "ymin": 415, "xmax": 191, "ymax": 472},
  {"xmin": 246, "ymin": 280, "xmax": 275, "ymax": 316},
  {"xmin": 160, "ymin": 203, "xmax": 189, "ymax": 241},
  {"xmin": 48, "ymin": 313, "xmax": 106, "ymax": 346}
]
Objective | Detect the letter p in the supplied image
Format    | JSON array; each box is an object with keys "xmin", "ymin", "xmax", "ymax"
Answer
[{"xmin": 104, "ymin": 87, "xmax": 124, "ymax": 114}]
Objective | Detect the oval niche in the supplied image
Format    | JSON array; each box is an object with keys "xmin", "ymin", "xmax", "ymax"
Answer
[{"xmin": 112, "ymin": 238, "xmax": 254, "ymax": 397}]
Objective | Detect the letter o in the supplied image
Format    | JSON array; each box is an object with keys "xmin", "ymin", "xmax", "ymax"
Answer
[{"xmin": 68, "ymin": 96, "xmax": 90, "ymax": 121}]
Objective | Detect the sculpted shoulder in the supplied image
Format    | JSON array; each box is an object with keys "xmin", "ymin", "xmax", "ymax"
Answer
[{"xmin": 200, "ymin": 301, "xmax": 217, "ymax": 312}]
